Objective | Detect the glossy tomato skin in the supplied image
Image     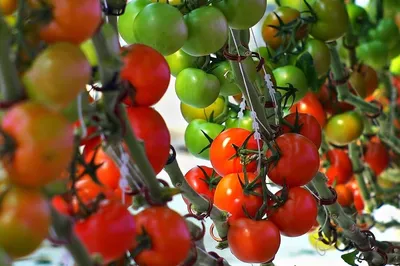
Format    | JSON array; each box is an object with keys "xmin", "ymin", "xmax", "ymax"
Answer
[
  {"xmin": 305, "ymin": 38, "xmax": 331, "ymax": 78},
  {"xmin": 355, "ymin": 64, "xmax": 378, "ymax": 97},
  {"xmin": 132, "ymin": 206, "xmax": 191, "ymax": 266},
  {"xmin": 214, "ymin": 172, "xmax": 263, "ymax": 222},
  {"xmin": 281, "ymin": 113, "xmax": 322, "ymax": 148},
  {"xmin": 273, "ymin": 65, "xmax": 308, "ymax": 104},
  {"xmin": 165, "ymin": 49, "xmax": 206, "ymax": 77},
  {"xmin": 364, "ymin": 139, "xmax": 390, "ymax": 176},
  {"xmin": 269, "ymin": 187, "xmax": 318, "ymax": 237},
  {"xmin": 126, "ymin": 106, "xmax": 171, "ymax": 174},
  {"xmin": 324, "ymin": 111, "xmax": 364, "ymax": 146},
  {"xmin": 335, "ymin": 184, "xmax": 354, "ymax": 207},
  {"xmin": 349, "ymin": 71, "xmax": 367, "ymax": 98},
  {"xmin": 228, "ymin": 218, "xmax": 281, "ymax": 263},
  {"xmin": 75, "ymin": 200, "xmax": 136, "ymax": 264},
  {"xmin": 324, "ymin": 149, "xmax": 353, "ymax": 185},
  {"xmin": 290, "ymin": 92, "xmax": 327, "ymax": 127},
  {"xmin": 210, "ymin": 128, "xmax": 258, "ymax": 176},
  {"xmin": 0, "ymin": 186, "xmax": 50, "ymax": 258},
  {"xmin": 1, "ymin": 102, "xmax": 74, "ymax": 188},
  {"xmin": 121, "ymin": 44, "xmax": 170, "ymax": 106},
  {"xmin": 184, "ymin": 166, "xmax": 219, "ymax": 201},
  {"xmin": 267, "ymin": 133, "xmax": 320, "ymax": 187}
]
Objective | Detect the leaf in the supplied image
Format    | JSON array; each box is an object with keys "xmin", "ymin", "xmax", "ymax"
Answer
[
  {"xmin": 341, "ymin": 250, "xmax": 359, "ymax": 266},
  {"xmin": 295, "ymin": 52, "xmax": 320, "ymax": 92}
]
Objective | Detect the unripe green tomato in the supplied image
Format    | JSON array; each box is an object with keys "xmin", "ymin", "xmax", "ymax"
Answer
[
  {"xmin": 356, "ymin": 40, "xmax": 389, "ymax": 70},
  {"xmin": 273, "ymin": 65, "xmax": 308, "ymax": 103},
  {"xmin": 346, "ymin": 3, "xmax": 370, "ymax": 36},
  {"xmin": 211, "ymin": 61, "xmax": 241, "ymax": 96},
  {"xmin": 165, "ymin": 49, "xmax": 206, "ymax": 77},
  {"xmin": 279, "ymin": 0, "xmax": 302, "ymax": 10},
  {"xmin": 369, "ymin": 18, "xmax": 399, "ymax": 49},
  {"xmin": 225, "ymin": 110, "xmax": 253, "ymax": 131},
  {"xmin": 324, "ymin": 111, "xmax": 364, "ymax": 146},
  {"xmin": 180, "ymin": 96, "xmax": 225, "ymax": 123}
]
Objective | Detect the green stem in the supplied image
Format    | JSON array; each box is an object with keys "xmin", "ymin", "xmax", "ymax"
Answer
[
  {"xmin": 345, "ymin": 17, "xmax": 358, "ymax": 67},
  {"xmin": 381, "ymin": 71, "xmax": 397, "ymax": 136}
]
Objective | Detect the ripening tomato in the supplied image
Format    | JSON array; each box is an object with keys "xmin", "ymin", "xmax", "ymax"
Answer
[
  {"xmin": 335, "ymin": 184, "xmax": 354, "ymax": 207},
  {"xmin": 324, "ymin": 111, "xmax": 364, "ymax": 146},
  {"xmin": 228, "ymin": 218, "xmax": 281, "ymax": 263},
  {"xmin": 269, "ymin": 187, "xmax": 318, "ymax": 237},
  {"xmin": 132, "ymin": 206, "xmax": 192, "ymax": 266},
  {"xmin": 210, "ymin": 128, "xmax": 259, "ymax": 176},
  {"xmin": 267, "ymin": 133, "xmax": 320, "ymax": 187},
  {"xmin": 1, "ymin": 102, "xmax": 74, "ymax": 188},
  {"xmin": 0, "ymin": 0, "xmax": 16, "ymax": 15},
  {"xmin": 353, "ymin": 64, "xmax": 378, "ymax": 98},
  {"xmin": 75, "ymin": 200, "xmax": 136, "ymax": 264},
  {"xmin": 180, "ymin": 96, "xmax": 226, "ymax": 123},
  {"xmin": 184, "ymin": 166, "xmax": 220, "ymax": 201},
  {"xmin": 0, "ymin": 186, "xmax": 50, "ymax": 258},
  {"xmin": 349, "ymin": 71, "xmax": 367, "ymax": 98},
  {"xmin": 290, "ymin": 92, "xmax": 327, "ymax": 127},
  {"xmin": 364, "ymin": 138, "xmax": 390, "ymax": 176},
  {"xmin": 305, "ymin": 38, "xmax": 331, "ymax": 78},
  {"xmin": 120, "ymin": 44, "xmax": 171, "ymax": 106},
  {"xmin": 214, "ymin": 172, "xmax": 263, "ymax": 222},
  {"xmin": 281, "ymin": 113, "xmax": 322, "ymax": 148}
]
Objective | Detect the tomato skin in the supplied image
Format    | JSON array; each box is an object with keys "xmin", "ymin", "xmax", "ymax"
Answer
[
  {"xmin": 180, "ymin": 96, "xmax": 225, "ymax": 123},
  {"xmin": 165, "ymin": 49, "xmax": 206, "ymax": 77},
  {"xmin": 75, "ymin": 201, "xmax": 136, "ymax": 264},
  {"xmin": 0, "ymin": 0, "xmax": 16, "ymax": 15},
  {"xmin": 324, "ymin": 111, "xmax": 364, "ymax": 146},
  {"xmin": 324, "ymin": 149, "xmax": 353, "ymax": 185},
  {"xmin": 121, "ymin": 44, "xmax": 170, "ymax": 107},
  {"xmin": 353, "ymin": 189, "xmax": 365, "ymax": 213},
  {"xmin": 184, "ymin": 166, "xmax": 219, "ymax": 201},
  {"xmin": 52, "ymin": 195, "xmax": 73, "ymax": 216},
  {"xmin": 273, "ymin": 66, "xmax": 309, "ymax": 103},
  {"xmin": 1, "ymin": 102, "xmax": 74, "ymax": 188},
  {"xmin": 211, "ymin": 61, "xmax": 241, "ymax": 96},
  {"xmin": 210, "ymin": 128, "xmax": 258, "ymax": 176},
  {"xmin": 305, "ymin": 38, "xmax": 331, "ymax": 78},
  {"xmin": 23, "ymin": 42, "xmax": 91, "ymax": 111},
  {"xmin": 364, "ymin": 139, "xmax": 390, "ymax": 176},
  {"xmin": 132, "ymin": 206, "xmax": 192, "ymax": 266},
  {"xmin": 214, "ymin": 172, "xmax": 263, "ymax": 222},
  {"xmin": 267, "ymin": 133, "xmax": 320, "ymax": 187},
  {"xmin": 228, "ymin": 218, "xmax": 280, "ymax": 263},
  {"xmin": 269, "ymin": 187, "xmax": 318, "ymax": 237},
  {"xmin": 0, "ymin": 186, "xmax": 50, "ymax": 258},
  {"xmin": 349, "ymin": 71, "xmax": 367, "ymax": 98},
  {"xmin": 346, "ymin": 3, "xmax": 370, "ymax": 36},
  {"xmin": 352, "ymin": 65, "xmax": 376, "ymax": 98},
  {"xmin": 356, "ymin": 40, "xmax": 389, "ymax": 70},
  {"xmin": 281, "ymin": 113, "xmax": 322, "ymax": 148},
  {"xmin": 290, "ymin": 92, "xmax": 327, "ymax": 127},
  {"xmin": 225, "ymin": 109, "xmax": 253, "ymax": 131},
  {"xmin": 335, "ymin": 184, "xmax": 354, "ymax": 207},
  {"xmin": 126, "ymin": 107, "xmax": 171, "ymax": 174}
]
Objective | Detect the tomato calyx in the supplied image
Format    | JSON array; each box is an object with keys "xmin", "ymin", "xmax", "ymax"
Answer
[
  {"xmin": 198, "ymin": 127, "xmax": 224, "ymax": 155},
  {"xmin": 237, "ymin": 171, "xmax": 262, "ymax": 198},
  {"xmin": 0, "ymin": 129, "xmax": 16, "ymax": 161},
  {"xmin": 276, "ymin": 84, "xmax": 298, "ymax": 108},
  {"xmin": 197, "ymin": 166, "xmax": 222, "ymax": 191},
  {"xmin": 130, "ymin": 226, "xmax": 153, "ymax": 259},
  {"xmin": 228, "ymin": 131, "xmax": 259, "ymax": 167}
]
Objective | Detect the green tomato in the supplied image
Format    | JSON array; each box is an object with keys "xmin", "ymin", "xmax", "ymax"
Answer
[
  {"xmin": 225, "ymin": 109, "xmax": 253, "ymax": 131},
  {"xmin": 370, "ymin": 18, "xmax": 399, "ymax": 49},
  {"xmin": 214, "ymin": 0, "xmax": 266, "ymax": 30},
  {"xmin": 175, "ymin": 68, "xmax": 221, "ymax": 108},
  {"xmin": 118, "ymin": 0, "xmax": 151, "ymax": 44},
  {"xmin": 182, "ymin": 6, "xmax": 228, "ymax": 56},
  {"xmin": 346, "ymin": 3, "xmax": 370, "ymax": 36},
  {"xmin": 165, "ymin": 49, "xmax": 206, "ymax": 77},
  {"xmin": 180, "ymin": 96, "xmax": 226, "ymax": 123},
  {"xmin": 184, "ymin": 119, "xmax": 224, "ymax": 160},
  {"xmin": 356, "ymin": 40, "xmax": 389, "ymax": 70},
  {"xmin": 390, "ymin": 54, "xmax": 400, "ymax": 75},
  {"xmin": 305, "ymin": 38, "xmax": 331, "ymax": 78},
  {"xmin": 324, "ymin": 111, "xmax": 364, "ymax": 146},
  {"xmin": 80, "ymin": 39, "xmax": 98, "ymax": 67},
  {"xmin": 257, "ymin": 46, "xmax": 277, "ymax": 69},
  {"xmin": 273, "ymin": 65, "xmax": 308, "ymax": 103},
  {"xmin": 211, "ymin": 61, "xmax": 241, "ymax": 96},
  {"xmin": 279, "ymin": 0, "xmax": 302, "ymax": 10},
  {"xmin": 133, "ymin": 3, "xmax": 188, "ymax": 55}
]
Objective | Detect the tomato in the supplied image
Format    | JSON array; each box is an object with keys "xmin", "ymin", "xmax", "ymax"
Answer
[
  {"xmin": 369, "ymin": 18, "xmax": 399, "ymax": 50},
  {"xmin": 353, "ymin": 188, "xmax": 365, "ymax": 213},
  {"xmin": 349, "ymin": 71, "xmax": 367, "ymax": 98},
  {"xmin": 215, "ymin": 0, "xmax": 266, "ymax": 30},
  {"xmin": 214, "ymin": 172, "xmax": 263, "ymax": 222},
  {"xmin": 211, "ymin": 61, "xmax": 241, "ymax": 96},
  {"xmin": 225, "ymin": 109, "xmax": 253, "ymax": 131},
  {"xmin": 305, "ymin": 38, "xmax": 331, "ymax": 78},
  {"xmin": 121, "ymin": 44, "xmax": 170, "ymax": 107},
  {"xmin": 210, "ymin": 128, "xmax": 259, "ymax": 176},
  {"xmin": 324, "ymin": 149, "xmax": 353, "ymax": 185},
  {"xmin": 307, "ymin": 0, "xmax": 349, "ymax": 42},
  {"xmin": 182, "ymin": 6, "xmax": 228, "ymax": 56},
  {"xmin": 290, "ymin": 92, "xmax": 327, "ymax": 127},
  {"xmin": 281, "ymin": 112, "xmax": 322, "ymax": 148},
  {"xmin": 390, "ymin": 54, "xmax": 400, "ymax": 75},
  {"xmin": 180, "ymin": 96, "xmax": 225, "ymax": 123},
  {"xmin": 364, "ymin": 139, "xmax": 390, "ymax": 176},
  {"xmin": 262, "ymin": 7, "xmax": 305, "ymax": 50},
  {"xmin": 184, "ymin": 119, "xmax": 224, "ymax": 160},
  {"xmin": 228, "ymin": 218, "xmax": 280, "ymax": 263},
  {"xmin": 353, "ymin": 64, "xmax": 378, "ymax": 98},
  {"xmin": 52, "ymin": 195, "xmax": 73, "ymax": 217},
  {"xmin": 0, "ymin": 186, "xmax": 50, "ymax": 258},
  {"xmin": 118, "ymin": 0, "xmax": 152, "ymax": 44},
  {"xmin": 75, "ymin": 200, "xmax": 136, "ymax": 264},
  {"xmin": 36, "ymin": 0, "xmax": 102, "ymax": 44},
  {"xmin": 316, "ymin": 83, "xmax": 355, "ymax": 115},
  {"xmin": 1, "ymin": 102, "xmax": 74, "ymax": 188},
  {"xmin": 133, "ymin": 3, "xmax": 188, "ymax": 55},
  {"xmin": 346, "ymin": 3, "xmax": 370, "ymax": 36},
  {"xmin": 335, "ymin": 184, "xmax": 353, "ymax": 207},
  {"xmin": 0, "ymin": 0, "xmax": 16, "ymax": 15},
  {"xmin": 184, "ymin": 165, "xmax": 220, "ymax": 201},
  {"xmin": 324, "ymin": 111, "xmax": 364, "ymax": 146},
  {"xmin": 23, "ymin": 42, "xmax": 91, "ymax": 111},
  {"xmin": 175, "ymin": 68, "xmax": 220, "ymax": 108},
  {"xmin": 356, "ymin": 40, "xmax": 389, "ymax": 70},
  {"xmin": 308, "ymin": 229, "xmax": 336, "ymax": 251},
  {"xmin": 74, "ymin": 120, "xmax": 99, "ymax": 147},
  {"xmin": 273, "ymin": 66, "xmax": 308, "ymax": 104},
  {"xmin": 132, "ymin": 206, "xmax": 191, "ymax": 266},
  {"xmin": 126, "ymin": 106, "xmax": 171, "ymax": 174},
  {"xmin": 165, "ymin": 49, "xmax": 206, "ymax": 77},
  {"xmin": 269, "ymin": 187, "xmax": 318, "ymax": 237},
  {"xmin": 267, "ymin": 133, "xmax": 320, "ymax": 187}
]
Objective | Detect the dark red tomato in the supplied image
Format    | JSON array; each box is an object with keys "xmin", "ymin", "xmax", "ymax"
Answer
[
  {"xmin": 214, "ymin": 172, "xmax": 263, "ymax": 222},
  {"xmin": 126, "ymin": 106, "xmax": 170, "ymax": 174},
  {"xmin": 228, "ymin": 218, "xmax": 281, "ymax": 263},
  {"xmin": 74, "ymin": 200, "xmax": 136, "ymax": 264},
  {"xmin": 267, "ymin": 133, "xmax": 320, "ymax": 187},
  {"xmin": 209, "ymin": 128, "xmax": 259, "ymax": 176},
  {"xmin": 268, "ymin": 187, "xmax": 318, "ymax": 237},
  {"xmin": 324, "ymin": 149, "xmax": 353, "ymax": 185},
  {"xmin": 132, "ymin": 206, "xmax": 192, "ymax": 266},
  {"xmin": 364, "ymin": 138, "xmax": 390, "ymax": 176},
  {"xmin": 120, "ymin": 44, "xmax": 171, "ymax": 106},
  {"xmin": 290, "ymin": 92, "xmax": 327, "ymax": 127},
  {"xmin": 184, "ymin": 166, "xmax": 220, "ymax": 201},
  {"xmin": 316, "ymin": 83, "xmax": 354, "ymax": 115},
  {"xmin": 281, "ymin": 113, "xmax": 322, "ymax": 148},
  {"xmin": 335, "ymin": 184, "xmax": 353, "ymax": 207}
]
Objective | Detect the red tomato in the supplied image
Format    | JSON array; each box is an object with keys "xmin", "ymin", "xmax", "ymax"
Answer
[
  {"xmin": 281, "ymin": 112, "xmax": 322, "ymax": 148},
  {"xmin": 132, "ymin": 206, "xmax": 192, "ymax": 266},
  {"xmin": 126, "ymin": 106, "xmax": 171, "ymax": 175},
  {"xmin": 184, "ymin": 166, "xmax": 220, "ymax": 201},
  {"xmin": 210, "ymin": 128, "xmax": 259, "ymax": 176},
  {"xmin": 290, "ymin": 92, "xmax": 327, "ymax": 127},
  {"xmin": 121, "ymin": 44, "xmax": 171, "ymax": 106},
  {"xmin": 267, "ymin": 133, "xmax": 320, "ymax": 187},
  {"xmin": 335, "ymin": 184, "xmax": 354, "ymax": 207},
  {"xmin": 364, "ymin": 138, "xmax": 390, "ymax": 176},
  {"xmin": 74, "ymin": 200, "xmax": 136, "ymax": 264},
  {"xmin": 325, "ymin": 149, "xmax": 353, "ymax": 185},
  {"xmin": 316, "ymin": 83, "xmax": 354, "ymax": 115},
  {"xmin": 51, "ymin": 195, "xmax": 73, "ymax": 216},
  {"xmin": 228, "ymin": 218, "xmax": 281, "ymax": 263},
  {"xmin": 74, "ymin": 120, "xmax": 100, "ymax": 147},
  {"xmin": 353, "ymin": 189, "xmax": 365, "ymax": 213},
  {"xmin": 268, "ymin": 187, "xmax": 318, "ymax": 237},
  {"xmin": 214, "ymin": 172, "xmax": 263, "ymax": 222}
]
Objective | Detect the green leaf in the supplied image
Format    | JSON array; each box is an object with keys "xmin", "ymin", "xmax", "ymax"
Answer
[
  {"xmin": 295, "ymin": 52, "xmax": 320, "ymax": 92},
  {"xmin": 341, "ymin": 250, "xmax": 359, "ymax": 266}
]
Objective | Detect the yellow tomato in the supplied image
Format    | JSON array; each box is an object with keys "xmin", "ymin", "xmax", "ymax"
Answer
[
  {"xmin": 308, "ymin": 230, "xmax": 336, "ymax": 251},
  {"xmin": 180, "ymin": 96, "xmax": 225, "ymax": 123}
]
